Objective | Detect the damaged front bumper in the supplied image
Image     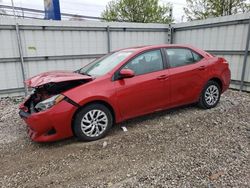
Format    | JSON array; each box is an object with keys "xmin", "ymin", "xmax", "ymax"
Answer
[{"xmin": 19, "ymin": 98, "xmax": 78, "ymax": 142}]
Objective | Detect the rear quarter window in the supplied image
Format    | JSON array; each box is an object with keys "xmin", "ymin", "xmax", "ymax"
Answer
[{"xmin": 192, "ymin": 51, "xmax": 204, "ymax": 62}]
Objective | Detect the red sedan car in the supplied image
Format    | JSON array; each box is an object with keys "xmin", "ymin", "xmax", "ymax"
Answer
[{"xmin": 19, "ymin": 45, "xmax": 231, "ymax": 142}]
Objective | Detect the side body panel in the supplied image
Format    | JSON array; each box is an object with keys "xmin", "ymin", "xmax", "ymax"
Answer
[
  {"xmin": 168, "ymin": 59, "xmax": 208, "ymax": 106},
  {"xmin": 114, "ymin": 69, "xmax": 170, "ymax": 120},
  {"xmin": 205, "ymin": 57, "xmax": 231, "ymax": 92},
  {"xmin": 63, "ymin": 76, "xmax": 123, "ymax": 122}
]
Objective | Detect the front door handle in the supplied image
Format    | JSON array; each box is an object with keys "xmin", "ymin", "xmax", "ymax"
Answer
[
  {"xmin": 157, "ymin": 75, "xmax": 168, "ymax": 80},
  {"xmin": 197, "ymin": 65, "xmax": 206, "ymax": 70}
]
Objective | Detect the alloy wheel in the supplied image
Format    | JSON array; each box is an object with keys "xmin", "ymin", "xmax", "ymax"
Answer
[
  {"xmin": 80, "ymin": 109, "xmax": 108, "ymax": 137},
  {"xmin": 204, "ymin": 85, "xmax": 219, "ymax": 106}
]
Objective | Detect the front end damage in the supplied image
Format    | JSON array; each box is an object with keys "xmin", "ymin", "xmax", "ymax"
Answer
[
  {"xmin": 21, "ymin": 80, "xmax": 85, "ymax": 114},
  {"xmin": 19, "ymin": 72, "xmax": 92, "ymax": 142}
]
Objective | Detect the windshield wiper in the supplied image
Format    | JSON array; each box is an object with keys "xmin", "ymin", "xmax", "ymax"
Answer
[
  {"xmin": 74, "ymin": 69, "xmax": 80, "ymax": 73},
  {"xmin": 78, "ymin": 71, "xmax": 92, "ymax": 77},
  {"xmin": 74, "ymin": 69, "xmax": 91, "ymax": 76}
]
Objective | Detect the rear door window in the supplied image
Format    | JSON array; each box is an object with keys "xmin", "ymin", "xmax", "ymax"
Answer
[{"xmin": 165, "ymin": 48, "xmax": 203, "ymax": 68}]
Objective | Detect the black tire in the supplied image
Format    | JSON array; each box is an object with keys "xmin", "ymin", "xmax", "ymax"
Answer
[
  {"xmin": 198, "ymin": 80, "xmax": 221, "ymax": 109},
  {"xmin": 73, "ymin": 103, "xmax": 113, "ymax": 141}
]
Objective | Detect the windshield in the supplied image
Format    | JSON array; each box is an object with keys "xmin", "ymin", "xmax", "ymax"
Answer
[{"xmin": 79, "ymin": 51, "xmax": 133, "ymax": 77}]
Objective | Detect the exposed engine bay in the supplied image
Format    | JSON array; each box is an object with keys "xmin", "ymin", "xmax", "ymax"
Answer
[{"xmin": 24, "ymin": 80, "xmax": 89, "ymax": 113}]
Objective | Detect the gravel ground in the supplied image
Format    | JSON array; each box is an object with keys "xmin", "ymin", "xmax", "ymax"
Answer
[{"xmin": 0, "ymin": 90, "xmax": 249, "ymax": 188}]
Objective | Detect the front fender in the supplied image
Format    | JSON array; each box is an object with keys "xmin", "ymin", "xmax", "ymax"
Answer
[{"xmin": 63, "ymin": 81, "xmax": 123, "ymax": 123}]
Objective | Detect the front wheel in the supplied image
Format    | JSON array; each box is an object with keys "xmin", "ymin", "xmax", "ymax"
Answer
[
  {"xmin": 198, "ymin": 80, "xmax": 221, "ymax": 109},
  {"xmin": 73, "ymin": 103, "xmax": 113, "ymax": 141}
]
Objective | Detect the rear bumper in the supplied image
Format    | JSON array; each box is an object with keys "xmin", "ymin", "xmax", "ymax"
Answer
[
  {"xmin": 19, "ymin": 100, "xmax": 77, "ymax": 142},
  {"xmin": 221, "ymin": 67, "xmax": 231, "ymax": 93},
  {"xmin": 222, "ymin": 83, "xmax": 230, "ymax": 93}
]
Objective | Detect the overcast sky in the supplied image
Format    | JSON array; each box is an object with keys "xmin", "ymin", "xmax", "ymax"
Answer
[{"xmin": 1, "ymin": 0, "xmax": 187, "ymax": 22}]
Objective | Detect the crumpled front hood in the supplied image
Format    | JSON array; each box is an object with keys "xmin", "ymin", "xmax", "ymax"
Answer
[{"xmin": 25, "ymin": 71, "xmax": 92, "ymax": 87}]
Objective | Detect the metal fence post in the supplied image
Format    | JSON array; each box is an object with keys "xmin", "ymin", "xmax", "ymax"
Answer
[
  {"xmin": 240, "ymin": 17, "xmax": 250, "ymax": 91},
  {"xmin": 169, "ymin": 25, "xmax": 174, "ymax": 44},
  {"xmin": 107, "ymin": 26, "xmax": 111, "ymax": 53},
  {"xmin": 15, "ymin": 24, "xmax": 28, "ymax": 95},
  {"xmin": 11, "ymin": 0, "xmax": 28, "ymax": 96}
]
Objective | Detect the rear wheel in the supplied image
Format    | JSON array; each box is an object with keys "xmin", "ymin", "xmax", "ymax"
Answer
[
  {"xmin": 198, "ymin": 80, "xmax": 221, "ymax": 109},
  {"xmin": 73, "ymin": 103, "xmax": 113, "ymax": 141}
]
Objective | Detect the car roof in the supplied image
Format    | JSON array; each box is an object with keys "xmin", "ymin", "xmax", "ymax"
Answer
[
  {"xmin": 119, "ymin": 44, "xmax": 195, "ymax": 51},
  {"xmin": 118, "ymin": 44, "xmax": 211, "ymax": 57}
]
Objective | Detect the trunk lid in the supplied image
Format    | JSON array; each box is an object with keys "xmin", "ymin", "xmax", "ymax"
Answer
[{"xmin": 25, "ymin": 71, "xmax": 92, "ymax": 88}]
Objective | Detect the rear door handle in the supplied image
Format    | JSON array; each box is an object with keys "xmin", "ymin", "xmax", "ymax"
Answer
[
  {"xmin": 197, "ymin": 65, "xmax": 206, "ymax": 70},
  {"xmin": 157, "ymin": 75, "xmax": 168, "ymax": 80}
]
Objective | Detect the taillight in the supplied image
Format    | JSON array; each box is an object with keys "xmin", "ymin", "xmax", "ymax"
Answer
[{"xmin": 218, "ymin": 57, "xmax": 228, "ymax": 65}]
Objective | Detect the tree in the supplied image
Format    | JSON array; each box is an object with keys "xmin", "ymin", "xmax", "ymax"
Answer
[
  {"xmin": 101, "ymin": 0, "xmax": 173, "ymax": 23},
  {"xmin": 184, "ymin": 0, "xmax": 250, "ymax": 21},
  {"xmin": 184, "ymin": 0, "xmax": 211, "ymax": 20}
]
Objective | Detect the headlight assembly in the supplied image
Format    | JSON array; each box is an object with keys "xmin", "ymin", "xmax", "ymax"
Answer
[{"xmin": 35, "ymin": 94, "xmax": 65, "ymax": 112}]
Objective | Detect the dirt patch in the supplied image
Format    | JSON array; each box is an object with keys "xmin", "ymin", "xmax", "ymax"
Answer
[{"xmin": 0, "ymin": 90, "xmax": 249, "ymax": 187}]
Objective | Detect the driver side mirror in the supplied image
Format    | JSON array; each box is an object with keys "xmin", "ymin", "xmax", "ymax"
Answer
[{"xmin": 119, "ymin": 69, "xmax": 135, "ymax": 79}]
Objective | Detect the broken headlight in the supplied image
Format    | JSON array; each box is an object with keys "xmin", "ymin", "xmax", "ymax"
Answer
[{"xmin": 35, "ymin": 94, "xmax": 65, "ymax": 112}]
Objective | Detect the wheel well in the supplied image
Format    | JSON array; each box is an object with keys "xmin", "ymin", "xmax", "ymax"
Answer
[
  {"xmin": 71, "ymin": 100, "xmax": 116, "ymax": 136},
  {"xmin": 209, "ymin": 77, "xmax": 223, "ymax": 91}
]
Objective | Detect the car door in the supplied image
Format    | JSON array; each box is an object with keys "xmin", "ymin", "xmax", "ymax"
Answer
[
  {"xmin": 164, "ymin": 48, "xmax": 207, "ymax": 107},
  {"xmin": 114, "ymin": 49, "xmax": 170, "ymax": 120}
]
